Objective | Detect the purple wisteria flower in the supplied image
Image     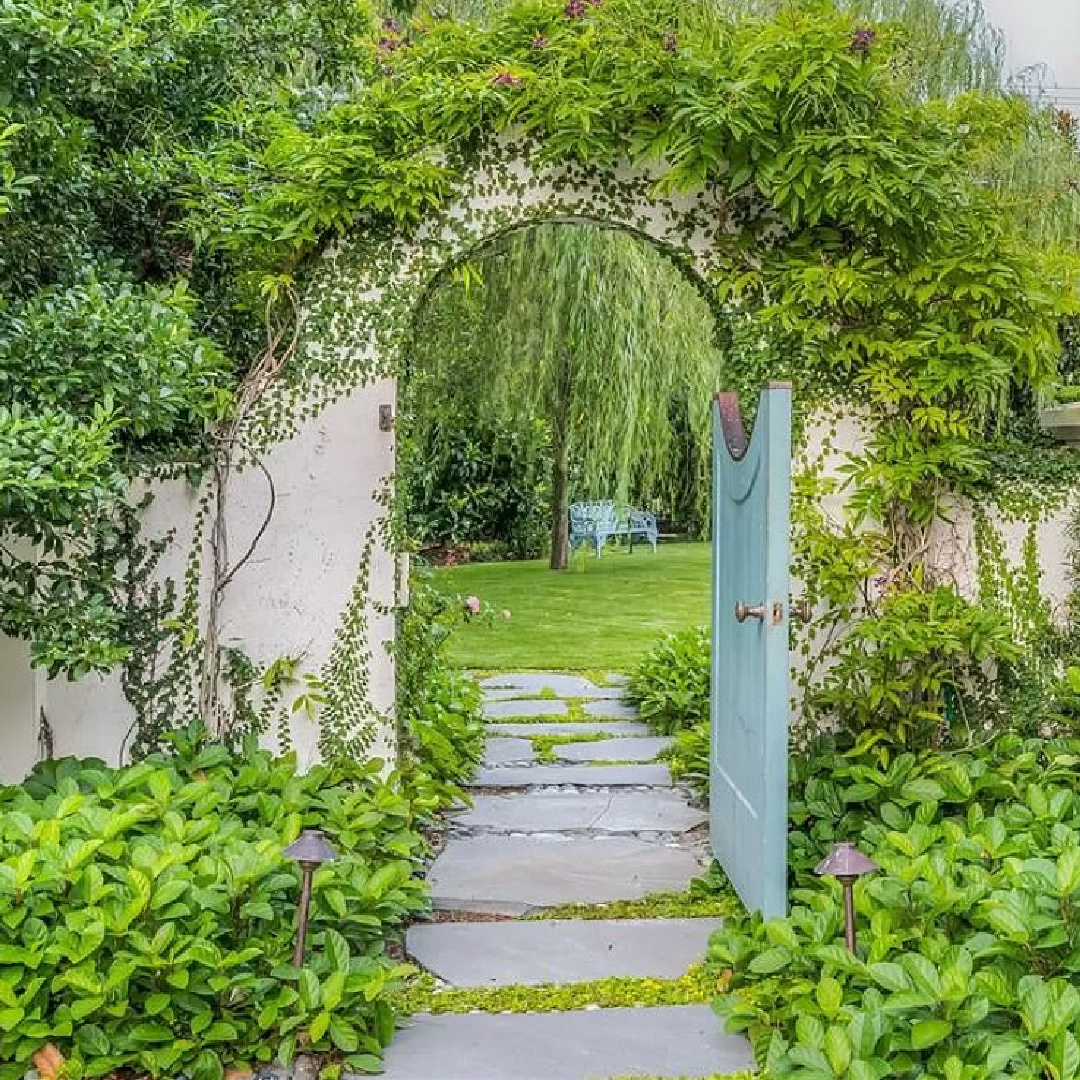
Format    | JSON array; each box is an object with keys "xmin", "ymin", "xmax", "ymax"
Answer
[
  {"xmin": 378, "ymin": 19, "xmax": 406, "ymax": 55},
  {"xmin": 850, "ymin": 28, "xmax": 876, "ymax": 55}
]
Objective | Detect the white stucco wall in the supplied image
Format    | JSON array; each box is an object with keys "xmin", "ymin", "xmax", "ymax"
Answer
[
  {"xmin": 1, "ymin": 387, "xmax": 1075, "ymax": 785},
  {"xmin": 0, "ymin": 637, "xmax": 37, "ymax": 782},
  {"xmin": 218, "ymin": 381, "xmax": 397, "ymax": 768},
  {"xmin": 0, "ymin": 385, "xmax": 397, "ymax": 785}
]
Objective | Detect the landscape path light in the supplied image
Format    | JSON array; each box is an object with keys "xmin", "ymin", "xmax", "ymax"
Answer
[
  {"xmin": 815, "ymin": 841, "xmax": 879, "ymax": 952},
  {"xmin": 283, "ymin": 829, "xmax": 338, "ymax": 967}
]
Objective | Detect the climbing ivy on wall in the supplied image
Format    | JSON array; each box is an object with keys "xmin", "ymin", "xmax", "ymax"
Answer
[{"xmin": 169, "ymin": 0, "xmax": 1080, "ymax": 754}]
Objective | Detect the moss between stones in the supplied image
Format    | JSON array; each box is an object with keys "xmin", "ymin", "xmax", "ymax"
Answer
[
  {"xmin": 482, "ymin": 712, "xmax": 599, "ymax": 725},
  {"xmin": 609, "ymin": 1073, "xmax": 759, "ymax": 1079},
  {"xmin": 531, "ymin": 891, "xmax": 738, "ymax": 922},
  {"xmin": 528, "ymin": 731, "xmax": 612, "ymax": 762},
  {"xmin": 395, "ymin": 964, "xmax": 726, "ymax": 1016}
]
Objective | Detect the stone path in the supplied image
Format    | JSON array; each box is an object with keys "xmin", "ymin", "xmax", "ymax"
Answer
[{"xmin": 379, "ymin": 672, "xmax": 752, "ymax": 1080}]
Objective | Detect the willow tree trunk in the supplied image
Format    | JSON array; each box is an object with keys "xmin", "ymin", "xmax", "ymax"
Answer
[{"xmin": 549, "ymin": 354, "xmax": 573, "ymax": 570}]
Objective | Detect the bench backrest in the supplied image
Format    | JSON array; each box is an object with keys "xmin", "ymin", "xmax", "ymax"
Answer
[{"xmin": 569, "ymin": 500, "xmax": 619, "ymax": 531}]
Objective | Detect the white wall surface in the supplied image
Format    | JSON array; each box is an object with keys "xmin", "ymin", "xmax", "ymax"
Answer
[
  {"xmin": 0, "ymin": 388, "xmax": 397, "ymax": 786},
  {"xmin": 0, "ymin": 637, "xmax": 37, "ymax": 783},
  {"xmin": 219, "ymin": 382, "xmax": 397, "ymax": 768}
]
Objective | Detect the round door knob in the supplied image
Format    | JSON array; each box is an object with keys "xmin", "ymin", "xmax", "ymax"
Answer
[{"xmin": 734, "ymin": 600, "xmax": 765, "ymax": 623}]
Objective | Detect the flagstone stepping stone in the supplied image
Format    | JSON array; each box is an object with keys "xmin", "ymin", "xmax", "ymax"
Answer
[
  {"xmin": 484, "ymin": 698, "xmax": 568, "ymax": 719},
  {"xmin": 480, "ymin": 672, "xmax": 617, "ymax": 698},
  {"xmin": 555, "ymin": 736, "xmax": 672, "ymax": 763},
  {"xmin": 486, "ymin": 720, "xmax": 650, "ymax": 738},
  {"xmin": 375, "ymin": 1005, "xmax": 754, "ymax": 1079},
  {"xmin": 429, "ymin": 835, "xmax": 702, "ymax": 913},
  {"xmin": 583, "ymin": 699, "xmax": 640, "ymax": 720},
  {"xmin": 407, "ymin": 918, "xmax": 725, "ymax": 987},
  {"xmin": 450, "ymin": 789, "xmax": 707, "ymax": 834},
  {"xmin": 484, "ymin": 738, "xmax": 536, "ymax": 766},
  {"xmin": 482, "ymin": 687, "xmax": 625, "ymax": 703},
  {"xmin": 471, "ymin": 764, "xmax": 672, "ymax": 788},
  {"xmin": 482, "ymin": 688, "xmax": 529, "ymax": 701}
]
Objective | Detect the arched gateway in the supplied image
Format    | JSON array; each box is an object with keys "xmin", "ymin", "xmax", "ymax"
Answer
[
  {"xmin": 0, "ymin": 6, "xmax": 1068, "ymax": 921},
  {"xmin": 0, "ymin": 130, "xmax": 778, "ymax": 775},
  {"xmin": 221, "ymin": 132, "xmax": 773, "ymax": 765}
]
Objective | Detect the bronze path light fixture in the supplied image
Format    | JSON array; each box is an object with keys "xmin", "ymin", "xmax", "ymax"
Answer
[
  {"xmin": 815, "ymin": 841, "xmax": 878, "ymax": 953},
  {"xmin": 283, "ymin": 830, "xmax": 338, "ymax": 967}
]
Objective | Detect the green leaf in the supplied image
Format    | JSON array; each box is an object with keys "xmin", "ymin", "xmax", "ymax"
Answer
[
  {"xmin": 322, "ymin": 971, "xmax": 346, "ymax": 1011},
  {"xmin": 868, "ymin": 963, "xmax": 910, "ymax": 992},
  {"xmin": 330, "ymin": 1018, "xmax": 359, "ymax": 1053},
  {"xmin": 345, "ymin": 1053, "xmax": 383, "ymax": 1074},
  {"xmin": 0, "ymin": 1007, "xmax": 24, "ymax": 1032},
  {"xmin": 309, "ymin": 1011, "xmax": 331, "ymax": 1043},
  {"xmin": 816, "ymin": 977, "xmax": 844, "ymax": 1019},
  {"xmin": 191, "ymin": 1050, "xmax": 223, "ymax": 1080},
  {"xmin": 910, "ymin": 1019, "xmax": 952, "ymax": 1050},
  {"xmin": 824, "ymin": 1024, "xmax": 852, "ymax": 1075},
  {"xmin": 748, "ymin": 947, "xmax": 792, "ymax": 974},
  {"xmin": 1048, "ymin": 1030, "xmax": 1080, "ymax": 1080},
  {"xmin": 299, "ymin": 968, "xmax": 321, "ymax": 1012},
  {"xmin": 1056, "ymin": 848, "xmax": 1080, "ymax": 897},
  {"xmin": 128, "ymin": 1022, "xmax": 173, "ymax": 1043},
  {"xmin": 75, "ymin": 1023, "xmax": 110, "ymax": 1058},
  {"xmin": 145, "ymin": 993, "xmax": 171, "ymax": 1017}
]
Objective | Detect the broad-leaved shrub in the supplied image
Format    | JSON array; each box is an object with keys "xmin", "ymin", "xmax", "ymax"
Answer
[
  {"xmin": 711, "ymin": 731, "xmax": 1080, "ymax": 1079},
  {"xmin": 0, "ymin": 740, "xmax": 434, "ymax": 1080},
  {"xmin": 627, "ymin": 625, "xmax": 710, "ymax": 733}
]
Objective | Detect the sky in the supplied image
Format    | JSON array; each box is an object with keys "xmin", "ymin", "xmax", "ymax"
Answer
[{"xmin": 979, "ymin": 0, "xmax": 1080, "ymax": 109}]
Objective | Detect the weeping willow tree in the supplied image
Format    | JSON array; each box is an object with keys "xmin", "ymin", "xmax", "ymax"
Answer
[{"xmin": 407, "ymin": 225, "xmax": 724, "ymax": 569}]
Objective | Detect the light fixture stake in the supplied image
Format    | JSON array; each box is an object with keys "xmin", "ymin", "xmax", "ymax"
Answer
[
  {"xmin": 283, "ymin": 830, "xmax": 338, "ymax": 967},
  {"xmin": 815, "ymin": 841, "xmax": 878, "ymax": 952}
]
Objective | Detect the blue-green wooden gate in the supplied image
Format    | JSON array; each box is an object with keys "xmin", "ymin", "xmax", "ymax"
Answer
[{"xmin": 711, "ymin": 383, "xmax": 793, "ymax": 920}]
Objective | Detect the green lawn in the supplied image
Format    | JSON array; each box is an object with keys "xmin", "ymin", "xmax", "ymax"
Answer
[{"xmin": 434, "ymin": 541, "xmax": 710, "ymax": 672}]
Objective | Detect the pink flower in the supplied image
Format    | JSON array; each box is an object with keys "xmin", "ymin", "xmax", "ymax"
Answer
[
  {"xmin": 531, "ymin": 34, "xmax": 550, "ymax": 50},
  {"xmin": 564, "ymin": 0, "xmax": 586, "ymax": 17},
  {"xmin": 492, "ymin": 70, "xmax": 524, "ymax": 88},
  {"xmin": 465, "ymin": 595, "xmax": 481, "ymax": 616}
]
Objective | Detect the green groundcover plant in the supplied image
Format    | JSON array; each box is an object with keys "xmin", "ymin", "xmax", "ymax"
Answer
[
  {"xmin": 626, "ymin": 625, "xmax": 711, "ymax": 733},
  {"xmin": 396, "ymin": 572, "xmax": 487, "ymax": 801},
  {"xmin": 0, "ymin": 730, "xmax": 467, "ymax": 1080},
  {"xmin": 707, "ymin": 731, "xmax": 1080, "ymax": 1080},
  {"xmin": 0, "ymin": 568, "xmax": 484, "ymax": 1080}
]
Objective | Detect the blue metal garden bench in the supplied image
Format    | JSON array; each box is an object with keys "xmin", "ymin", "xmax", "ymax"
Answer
[{"xmin": 568, "ymin": 500, "xmax": 658, "ymax": 557}]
